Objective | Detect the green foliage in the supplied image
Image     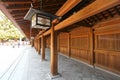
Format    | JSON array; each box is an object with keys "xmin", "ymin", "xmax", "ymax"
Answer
[{"xmin": 0, "ymin": 11, "xmax": 24, "ymax": 40}]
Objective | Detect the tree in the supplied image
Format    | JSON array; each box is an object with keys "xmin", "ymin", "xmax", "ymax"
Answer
[{"xmin": 0, "ymin": 10, "xmax": 24, "ymax": 41}]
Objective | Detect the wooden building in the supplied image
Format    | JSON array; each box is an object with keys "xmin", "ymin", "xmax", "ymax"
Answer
[{"xmin": 0, "ymin": 0, "xmax": 120, "ymax": 76}]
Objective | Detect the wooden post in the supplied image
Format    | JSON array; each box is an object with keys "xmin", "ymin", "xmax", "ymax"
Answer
[
  {"xmin": 50, "ymin": 24, "xmax": 58, "ymax": 76},
  {"xmin": 34, "ymin": 39, "xmax": 36, "ymax": 49},
  {"xmin": 37, "ymin": 39, "xmax": 38, "ymax": 51},
  {"xmin": 68, "ymin": 33, "xmax": 71, "ymax": 57},
  {"xmin": 31, "ymin": 39, "xmax": 34, "ymax": 47},
  {"xmin": 38, "ymin": 38, "xmax": 41, "ymax": 54},
  {"xmin": 90, "ymin": 28, "xmax": 94, "ymax": 65},
  {"xmin": 41, "ymin": 35, "xmax": 45, "ymax": 60}
]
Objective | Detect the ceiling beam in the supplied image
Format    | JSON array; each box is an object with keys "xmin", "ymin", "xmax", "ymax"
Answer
[
  {"xmin": 11, "ymin": 13, "xmax": 26, "ymax": 16},
  {"xmin": 37, "ymin": 0, "xmax": 82, "ymax": 38},
  {"xmin": 44, "ymin": 0, "xmax": 120, "ymax": 36},
  {"xmin": 10, "ymin": 10, "xmax": 28, "ymax": 14},
  {"xmin": 3, "ymin": 1, "xmax": 31, "ymax": 5},
  {"xmin": 14, "ymin": 16, "xmax": 24, "ymax": 19},
  {"xmin": 56, "ymin": 0, "xmax": 82, "ymax": 16},
  {"xmin": 8, "ymin": 7, "xmax": 29, "ymax": 11},
  {"xmin": 32, "ymin": 0, "xmax": 39, "ymax": 3},
  {"xmin": 14, "ymin": 18, "xmax": 23, "ymax": 20},
  {"xmin": 13, "ymin": 15, "xmax": 24, "ymax": 18},
  {"xmin": 16, "ymin": 19, "xmax": 29, "ymax": 22},
  {"xmin": 7, "ymin": 6, "xmax": 39, "ymax": 11},
  {"xmin": 43, "ymin": 2, "xmax": 65, "ymax": 8},
  {"xmin": 0, "ymin": 4, "xmax": 26, "ymax": 37},
  {"xmin": 44, "ymin": 7, "xmax": 59, "ymax": 12},
  {"xmin": 53, "ymin": 0, "xmax": 82, "ymax": 23}
]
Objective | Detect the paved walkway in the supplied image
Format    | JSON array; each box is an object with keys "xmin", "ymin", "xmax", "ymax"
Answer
[{"xmin": 1, "ymin": 46, "xmax": 120, "ymax": 80}]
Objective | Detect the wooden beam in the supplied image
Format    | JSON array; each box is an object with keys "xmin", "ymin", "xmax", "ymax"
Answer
[
  {"xmin": 55, "ymin": 0, "xmax": 82, "ymax": 16},
  {"xmin": 7, "ymin": 6, "xmax": 39, "ymax": 11},
  {"xmin": 8, "ymin": 7, "xmax": 29, "ymax": 11},
  {"xmin": 50, "ymin": 24, "xmax": 58, "ymax": 76},
  {"xmin": 44, "ymin": 0, "xmax": 120, "ymax": 36},
  {"xmin": 10, "ymin": 10, "xmax": 28, "ymax": 14},
  {"xmin": 32, "ymin": 0, "xmax": 39, "ymax": 3},
  {"xmin": 0, "ymin": 4, "xmax": 25, "ymax": 37},
  {"xmin": 40, "ymin": 0, "xmax": 82, "ymax": 37},
  {"xmin": 13, "ymin": 15, "xmax": 24, "ymax": 18},
  {"xmin": 53, "ymin": 0, "xmax": 82, "ymax": 23},
  {"xmin": 3, "ymin": 1, "xmax": 31, "ymax": 5},
  {"xmin": 55, "ymin": 0, "xmax": 120, "ymax": 31},
  {"xmin": 43, "ymin": 2, "xmax": 65, "ymax": 8},
  {"xmin": 11, "ymin": 12, "xmax": 27, "ymax": 15},
  {"xmin": 44, "ymin": 7, "xmax": 59, "ymax": 12},
  {"xmin": 12, "ymin": 14, "xmax": 26, "ymax": 17},
  {"xmin": 36, "ymin": 30, "xmax": 45, "ymax": 39},
  {"xmin": 14, "ymin": 17, "xmax": 23, "ymax": 20}
]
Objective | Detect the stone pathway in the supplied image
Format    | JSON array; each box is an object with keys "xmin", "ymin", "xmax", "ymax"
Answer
[
  {"xmin": 22, "ymin": 46, "xmax": 120, "ymax": 80},
  {"xmin": 2, "ymin": 46, "xmax": 119, "ymax": 80}
]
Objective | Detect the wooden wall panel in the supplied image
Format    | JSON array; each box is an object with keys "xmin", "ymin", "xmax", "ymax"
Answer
[
  {"xmin": 58, "ymin": 33, "xmax": 69, "ymax": 56},
  {"xmin": 46, "ymin": 36, "xmax": 51, "ymax": 48},
  {"xmin": 70, "ymin": 27, "xmax": 92, "ymax": 64},
  {"xmin": 94, "ymin": 17, "xmax": 120, "ymax": 74}
]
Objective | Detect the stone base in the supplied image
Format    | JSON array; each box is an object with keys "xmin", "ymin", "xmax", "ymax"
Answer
[{"xmin": 48, "ymin": 73, "xmax": 61, "ymax": 79}]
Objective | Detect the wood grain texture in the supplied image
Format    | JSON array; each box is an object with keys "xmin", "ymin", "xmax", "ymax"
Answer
[
  {"xmin": 94, "ymin": 17, "xmax": 120, "ymax": 75},
  {"xmin": 44, "ymin": 0, "xmax": 120, "ymax": 36}
]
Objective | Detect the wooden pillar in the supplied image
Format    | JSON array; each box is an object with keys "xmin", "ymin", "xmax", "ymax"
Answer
[
  {"xmin": 34, "ymin": 39, "xmax": 36, "ymax": 49},
  {"xmin": 68, "ymin": 33, "xmax": 71, "ymax": 57},
  {"xmin": 38, "ymin": 38, "xmax": 41, "ymax": 54},
  {"xmin": 90, "ymin": 28, "xmax": 94, "ymax": 65},
  {"xmin": 50, "ymin": 24, "xmax": 58, "ymax": 76},
  {"xmin": 41, "ymin": 35, "xmax": 45, "ymax": 60},
  {"xmin": 35, "ymin": 40, "xmax": 37, "ymax": 51},
  {"xmin": 57, "ymin": 34, "xmax": 60, "ymax": 52},
  {"xmin": 36, "ymin": 40, "xmax": 38, "ymax": 51},
  {"xmin": 31, "ymin": 39, "xmax": 34, "ymax": 47}
]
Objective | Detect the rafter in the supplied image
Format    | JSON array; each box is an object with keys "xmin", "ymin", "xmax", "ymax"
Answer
[
  {"xmin": 43, "ymin": 1, "xmax": 65, "ymax": 8},
  {"xmin": 13, "ymin": 15, "xmax": 24, "ymax": 18},
  {"xmin": 8, "ymin": 7, "xmax": 29, "ymax": 11},
  {"xmin": 10, "ymin": 10, "xmax": 28, "ymax": 14},
  {"xmin": 14, "ymin": 17, "xmax": 23, "ymax": 20},
  {"xmin": 56, "ymin": 0, "xmax": 82, "ymax": 16},
  {"xmin": 11, "ymin": 12, "xmax": 27, "ymax": 16},
  {"xmin": 3, "ymin": 1, "xmax": 31, "ymax": 5},
  {"xmin": 44, "ymin": 7, "xmax": 59, "ymax": 12},
  {"xmin": 7, "ymin": 6, "xmax": 39, "ymax": 11},
  {"xmin": 43, "ymin": 0, "xmax": 120, "ymax": 36}
]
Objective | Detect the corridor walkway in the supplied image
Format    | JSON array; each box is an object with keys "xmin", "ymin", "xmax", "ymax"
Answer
[
  {"xmin": 22, "ymin": 46, "xmax": 120, "ymax": 80},
  {"xmin": 1, "ymin": 46, "xmax": 120, "ymax": 80}
]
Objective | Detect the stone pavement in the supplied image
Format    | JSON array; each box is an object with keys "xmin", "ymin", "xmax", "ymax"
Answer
[
  {"xmin": 2, "ymin": 46, "xmax": 120, "ymax": 80},
  {"xmin": 22, "ymin": 46, "xmax": 120, "ymax": 80}
]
